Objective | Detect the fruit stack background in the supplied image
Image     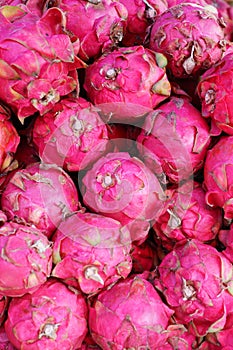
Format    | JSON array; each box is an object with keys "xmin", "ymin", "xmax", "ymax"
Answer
[{"xmin": 1, "ymin": 0, "xmax": 233, "ymax": 349}]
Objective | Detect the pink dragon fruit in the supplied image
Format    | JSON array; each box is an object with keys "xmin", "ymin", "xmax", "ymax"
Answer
[
  {"xmin": 41, "ymin": 0, "xmax": 128, "ymax": 62},
  {"xmin": 149, "ymin": 3, "xmax": 226, "ymax": 78},
  {"xmin": 81, "ymin": 152, "xmax": 166, "ymax": 244},
  {"xmin": 32, "ymin": 97, "xmax": 109, "ymax": 172},
  {"xmin": 89, "ymin": 275, "xmax": 174, "ymax": 349},
  {"xmin": 0, "ymin": 5, "xmax": 85, "ymax": 123},
  {"xmin": 5, "ymin": 279, "xmax": 88, "ymax": 350},
  {"xmin": 0, "ymin": 326, "xmax": 16, "ymax": 350},
  {"xmin": 83, "ymin": 46, "xmax": 171, "ymax": 122},
  {"xmin": 119, "ymin": 0, "xmax": 168, "ymax": 46},
  {"xmin": 1, "ymin": 162, "xmax": 79, "ymax": 238},
  {"xmin": 197, "ymin": 52, "xmax": 233, "ymax": 135},
  {"xmin": 155, "ymin": 239, "xmax": 233, "ymax": 336},
  {"xmin": 204, "ymin": 136, "xmax": 233, "ymax": 220},
  {"xmin": 0, "ymin": 221, "xmax": 52, "ymax": 297},
  {"xmin": 52, "ymin": 212, "xmax": 132, "ymax": 294},
  {"xmin": 137, "ymin": 96, "xmax": 211, "ymax": 183},
  {"xmin": 153, "ymin": 181, "xmax": 222, "ymax": 250}
]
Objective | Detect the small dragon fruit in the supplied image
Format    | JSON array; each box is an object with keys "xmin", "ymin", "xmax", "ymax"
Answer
[
  {"xmin": 155, "ymin": 239, "xmax": 233, "ymax": 336},
  {"xmin": 32, "ymin": 97, "xmax": 109, "ymax": 172},
  {"xmin": 119, "ymin": 0, "xmax": 168, "ymax": 46},
  {"xmin": 0, "ymin": 222, "xmax": 52, "ymax": 297},
  {"xmin": 0, "ymin": 5, "xmax": 85, "ymax": 123},
  {"xmin": 137, "ymin": 96, "xmax": 211, "ymax": 183},
  {"xmin": 197, "ymin": 52, "xmax": 233, "ymax": 135},
  {"xmin": 83, "ymin": 46, "xmax": 171, "ymax": 122},
  {"xmin": 1, "ymin": 162, "xmax": 79, "ymax": 238},
  {"xmin": 153, "ymin": 181, "xmax": 222, "ymax": 250},
  {"xmin": 0, "ymin": 326, "xmax": 16, "ymax": 350},
  {"xmin": 81, "ymin": 152, "xmax": 166, "ymax": 243},
  {"xmin": 149, "ymin": 3, "xmax": 226, "ymax": 78},
  {"xmin": 5, "ymin": 279, "xmax": 88, "ymax": 350},
  {"xmin": 52, "ymin": 212, "xmax": 132, "ymax": 294},
  {"xmin": 89, "ymin": 275, "xmax": 174, "ymax": 349},
  {"xmin": 204, "ymin": 135, "xmax": 233, "ymax": 220}
]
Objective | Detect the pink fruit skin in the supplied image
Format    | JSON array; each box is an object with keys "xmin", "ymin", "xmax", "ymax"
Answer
[
  {"xmin": 219, "ymin": 224, "xmax": 233, "ymax": 263},
  {"xmin": 153, "ymin": 181, "xmax": 222, "ymax": 250},
  {"xmin": 83, "ymin": 46, "xmax": 171, "ymax": 121},
  {"xmin": 197, "ymin": 52, "xmax": 233, "ymax": 135},
  {"xmin": 0, "ymin": 296, "xmax": 8, "ymax": 326},
  {"xmin": 1, "ymin": 163, "xmax": 79, "ymax": 238},
  {"xmin": 89, "ymin": 276, "xmax": 174, "ymax": 349},
  {"xmin": 32, "ymin": 97, "xmax": 109, "ymax": 172},
  {"xmin": 52, "ymin": 212, "xmax": 132, "ymax": 294},
  {"xmin": 0, "ymin": 6, "xmax": 85, "ymax": 122},
  {"xmin": 156, "ymin": 324, "xmax": 198, "ymax": 349},
  {"xmin": 204, "ymin": 136, "xmax": 233, "ymax": 220},
  {"xmin": 156, "ymin": 239, "xmax": 233, "ymax": 336},
  {"xmin": 0, "ymin": 326, "xmax": 16, "ymax": 350},
  {"xmin": 137, "ymin": 96, "xmax": 210, "ymax": 183},
  {"xmin": 149, "ymin": 3, "xmax": 226, "ymax": 78},
  {"xmin": 119, "ymin": 0, "xmax": 168, "ymax": 46},
  {"xmin": 81, "ymin": 152, "xmax": 166, "ymax": 243},
  {"xmin": 0, "ymin": 222, "xmax": 52, "ymax": 297},
  {"xmin": 5, "ymin": 279, "xmax": 88, "ymax": 350}
]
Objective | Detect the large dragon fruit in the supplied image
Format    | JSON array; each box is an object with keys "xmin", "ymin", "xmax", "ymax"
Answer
[
  {"xmin": 89, "ymin": 275, "xmax": 174, "ymax": 349},
  {"xmin": 81, "ymin": 152, "xmax": 166, "ymax": 244},
  {"xmin": 0, "ymin": 5, "xmax": 85, "ymax": 123},
  {"xmin": 119, "ymin": 0, "xmax": 168, "ymax": 46},
  {"xmin": 83, "ymin": 46, "xmax": 171, "ymax": 122},
  {"xmin": 153, "ymin": 181, "xmax": 222, "ymax": 250},
  {"xmin": 1, "ymin": 162, "xmax": 79, "ymax": 238},
  {"xmin": 149, "ymin": 3, "xmax": 226, "ymax": 78},
  {"xmin": 197, "ymin": 52, "xmax": 233, "ymax": 135},
  {"xmin": 155, "ymin": 239, "xmax": 233, "ymax": 336},
  {"xmin": 0, "ymin": 221, "xmax": 52, "ymax": 297},
  {"xmin": 204, "ymin": 135, "xmax": 233, "ymax": 220},
  {"xmin": 32, "ymin": 97, "xmax": 109, "ymax": 172},
  {"xmin": 52, "ymin": 212, "xmax": 132, "ymax": 294},
  {"xmin": 5, "ymin": 279, "xmax": 88, "ymax": 350},
  {"xmin": 137, "ymin": 96, "xmax": 211, "ymax": 183}
]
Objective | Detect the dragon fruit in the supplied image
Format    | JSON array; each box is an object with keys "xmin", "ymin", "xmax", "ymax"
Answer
[
  {"xmin": 83, "ymin": 46, "xmax": 171, "ymax": 122},
  {"xmin": 0, "ymin": 5, "xmax": 85, "ymax": 123},
  {"xmin": 153, "ymin": 181, "xmax": 222, "ymax": 250},
  {"xmin": 5, "ymin": 279, "xmax": 88, "ymax": 350},
  {"xmin": 89, "ymin": 275, "xmax": 174, "ymax": 349},
  {"xmin": 119, "ymin": 0, "xmax": 168, "ymax": 46},
  {"xmin": 32, "ymin": 97, "xmax": 109, "ymax": 172},
  {"xmin": 52, "ymin": 212, "xmax": 132, "ymax": 294},
  {"xmin": 149, "ymin": 3, "xmax": 226, "ymax": 78},
  {"xmin": 204, "ymin": 135, "xmax": 233, "ymax": 220},
  {"xmin": 0, "ymin": 221, "xmax": 52, "ymax": 297},
  {"xmin": 155, "ymin": 239, "xmax": 233, "ymax": 336},
  {"xmin": 0, "ymin": 326, "xmax": 16, "ymax": 350},
  {"xmin": 81, "ymin": 152, "xmax": 166, "ymax": 243},
  {"xmin": 1, "ymin": 162, "xmax": 79, "ymax": 238},
  {"xmin": 137, "ymin": 96, "xmax": 211, "ymax": 183},
  {"xmin": 197, "ymin": 52, "xmax": 233, "ymax": 135}
]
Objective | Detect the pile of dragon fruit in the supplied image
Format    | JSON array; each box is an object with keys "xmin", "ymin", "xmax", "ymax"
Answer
[{"xmin": 2, "ymin": 0, "xmax": 233, "ymax": 349}]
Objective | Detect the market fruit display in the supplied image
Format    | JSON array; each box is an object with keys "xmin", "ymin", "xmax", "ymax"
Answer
[{"xmin": 1, "ymin": 0, "xmax": 233, "ymax": 349}]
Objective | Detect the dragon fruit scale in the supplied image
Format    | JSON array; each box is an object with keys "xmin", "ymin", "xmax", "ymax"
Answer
[
  {"xmin": 204, "ymin": 135, "xmax": 233, "ymax": 220},
  {"xmin": 137, "ymin": 96, "xmax": 211, "ymax": 184},
  {"xmin": 197, "ymin": 52, "xmax": 233, "ymax": 136},
  {"xmin": 0, "ymin": 5, "xmax": 85, "ymax": 123},
  {"xmin": 1, "ymin": 162, "xmax": 79, "ymax": 238},
  {"xmin": 149, "ymin": 3, "xmax": 226, "ymax": 78},
  {"xmin": 0, "ymin": 222, "xmax": 52, "ymax": 297},
  {"xmin": 32, "ymin": 97, "xmax": 109, "ymax": 172},
  {"xmin": 83, "ymin": 45, "xmax": 171, "ymax": 122},
  {"xmin": 153, "ymin": 181, "xmax": 222, "ymax": 250},
  {"xmin": 155, "ymin": 239, "xmax": 233, "ymax": 337},
  {"xmin": 89, "ymin": 275, "xmax": 174, "ymax": 349},
  {"xmin": 81, "ymin": 152, "xmax": 166, "ymax": 244},
  {"xmin": 5, "ymin": 279, "xmax": 88, "ymax": 350},
  {"xmin": 52, "ymin": 212, "xmax": 132, "ymax": 294}
]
